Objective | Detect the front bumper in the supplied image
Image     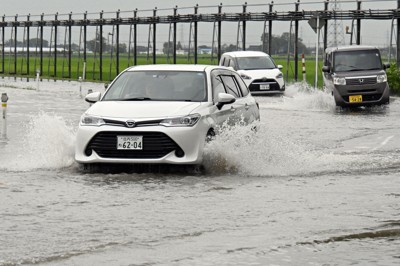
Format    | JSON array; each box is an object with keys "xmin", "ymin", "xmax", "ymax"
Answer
[
  {"xmin": 75, "ymin": 122, "xmax": 208, "ymax": 165},
  {"xmin": 245, "ymin": 78, "xmax": 285, "ymax": 94},
  {"xmin": 333, "ymin": 82, "xmax": 390, "ymax": 107}
]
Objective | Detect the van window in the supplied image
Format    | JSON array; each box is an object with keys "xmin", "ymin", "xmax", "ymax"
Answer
[
  {"xmin": 334, "ymin": 49, "xmax": 382, "ymax": 72},
  {"xmin": 236, "ymin": 56, "xmax": 276, "ymax": 70}
]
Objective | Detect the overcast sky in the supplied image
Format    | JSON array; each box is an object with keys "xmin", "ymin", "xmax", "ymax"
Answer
[{"xmin": 2, "ymin": 0, "xmax": 398, "ymax": 48}]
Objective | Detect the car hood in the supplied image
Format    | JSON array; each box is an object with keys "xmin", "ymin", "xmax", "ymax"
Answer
[
  {"xmin": 237, "ymin": 69, "xmax": 281, "ymax": 79},
  {"xmin": 86, "ymin": 101, "xmax": 202, "ymax": 119},
  {"xmin": 333, "ymin": 69, "xmax": 386, "ymax": 78}
]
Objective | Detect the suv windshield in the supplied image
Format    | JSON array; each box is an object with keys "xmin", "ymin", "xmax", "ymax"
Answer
[
  {"xmin": 236, "ymin": 56, "xmax": 276, "ymax": 70},
  {"xmin": 103, "ymin": 71, "xmax": 207, "ymax": 102},
  {"xmin": 334, "ymin": 49, "xmax": 382, "ymax": 72}
]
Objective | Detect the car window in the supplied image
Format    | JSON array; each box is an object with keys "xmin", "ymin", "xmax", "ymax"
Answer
[
  {"xmin": 211, "ymin": 72, "xmax": 226, "ymax": 101},
  {"xmin": 236, "ymin": 56, "xmax": 276, "ymax": 70},
  {"xmin": 228, "ymin": 59, "xmax": 236, "ymax": 69},
  {"xmin": 221, "ymin": 75, "xmax": 241, "ymax": 98},
  {"xmin": 233, "ymin": 72, "xmax": 249, "ymax": 97},
  {"xmin": 334, "ymin": 49, "xmax": 383, "ymax": 72},
  {"xmin": 102, "ymin": 71, "xmax": 207, "ymax": 102}
]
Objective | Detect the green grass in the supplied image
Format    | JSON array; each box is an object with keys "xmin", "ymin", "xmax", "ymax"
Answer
[{"xmin": 0, "ymin": 53, "xmax": 324, "ymax": 87}]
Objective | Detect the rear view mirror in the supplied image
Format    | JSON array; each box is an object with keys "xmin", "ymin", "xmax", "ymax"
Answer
[
  {"xmin": 216, "ymin": 93, "xmax": 236, "ymax": 110},
  {"xmin": 322, "ymin": 66, "xmax": 331, "ymax": 73},
  {"xmin": 383, "ymin": 63, "xmax": 390, "ymax": 70},
  {"xmin": 85, "ymin": 91, "xmax": 101, "ymax": 103}
]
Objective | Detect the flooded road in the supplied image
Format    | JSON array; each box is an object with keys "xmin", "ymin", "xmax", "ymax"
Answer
[{"xmin": 0, "ymin": 78, "xmax": 399, "ymax": 265}]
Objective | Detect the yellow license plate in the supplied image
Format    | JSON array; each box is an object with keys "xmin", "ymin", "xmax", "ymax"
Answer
[{"xmin": 349, "ymin": 95, "xmax": 363, "ymax": 103}]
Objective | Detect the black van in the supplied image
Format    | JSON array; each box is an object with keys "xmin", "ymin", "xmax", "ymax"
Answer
[{"xmin": 322, "ymin": 45, "xmax": 390, "ymax": 107}]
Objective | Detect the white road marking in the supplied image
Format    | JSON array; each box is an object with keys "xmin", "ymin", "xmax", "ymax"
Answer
[{"xmin": 370, "ymin": 135, "xmax": 395, "ymax": 152}]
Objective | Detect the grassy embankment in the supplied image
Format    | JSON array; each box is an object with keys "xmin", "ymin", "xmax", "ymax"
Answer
[{"xmin": 0, "ymin": 54, "xmax": 324, "ymax": 87}]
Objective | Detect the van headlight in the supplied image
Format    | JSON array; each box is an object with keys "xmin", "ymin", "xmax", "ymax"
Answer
[
  {"xmin": 333, "ymin": 77, "xmax": 346, "ymax": 85},
  {"xmin": 160, "ymin": 114, "xmax": 200, "ymax": 127},
  {"xmin": 80, "ymin": 114, "xmax": 105, "ymax": 126},
  {"xmin": 377, "ymin": 74, "xmax": 387, "ymax": 83},
  {"xmin": 240, "ymin": 73, "xmax": 252, "ymax": 80},
  {"xmin": 276, "ymin": 73, "xmax": 283, "ymax": 79}
]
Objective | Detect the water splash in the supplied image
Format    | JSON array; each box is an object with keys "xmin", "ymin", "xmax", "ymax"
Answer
[
  {"xmin": 2, "ymin": 112, "xmax": 77, "ymax": 171},
  {"xmin": 277, "ymin": 82, "xmax": 336, "ymax": 112},
  {"xmin": 202, "ymin": 121, "xmax": 319, "ymax": 177}
]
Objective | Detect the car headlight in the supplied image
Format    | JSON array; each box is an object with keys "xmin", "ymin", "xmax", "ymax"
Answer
[
  {"xmin": 160, "ymin": 114, "xmax": 200, "ymax": 127},
  {"xmin": 377, "ymin": 74, "xmax": 387, "ymax": 83},
  {"xmin": 333, "ymin": 77, "xmax": 346, "ymax": 85},
  {"xmin": 276, "ymin": 73, "xmax": 283, "ymax": 79},
  {"xmin": 240, "ymin": 73, "xmax": 252, "ymax": 80},
  {"xmin": 80, "ymin": 114, "xmax": 105, "ymax": 126}
]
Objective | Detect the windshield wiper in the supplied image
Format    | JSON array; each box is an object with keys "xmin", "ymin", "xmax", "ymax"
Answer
[{"xmin": 120, "ymin": 97, "xmax": 152, "ymax": 101}]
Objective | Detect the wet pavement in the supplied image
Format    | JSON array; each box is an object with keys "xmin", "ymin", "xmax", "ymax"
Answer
[{"xmin": 0, "ymin": 78, "xmax": 399, "ymax": 265}]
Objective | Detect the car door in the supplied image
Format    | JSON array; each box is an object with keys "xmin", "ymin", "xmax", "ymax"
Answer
[
  {"xmin": 232, "ymin": 71, "xmax": 259, "ymax": 123},
  {"xmin": 210, "ymin": 69, "xmax": 236, "ymax": 127},
  {"xmin": 218, "ymin": 69, "xmax": 250, "ymax": 125}
]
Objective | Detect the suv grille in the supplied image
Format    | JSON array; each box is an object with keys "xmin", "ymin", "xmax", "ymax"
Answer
[
  {"xmin": 85, "ymin": 131, "xmax": 180, "ymax": 159},
  {"xmin": 249, "ymin": 79, "xmax": 280, "ymax": 91}
]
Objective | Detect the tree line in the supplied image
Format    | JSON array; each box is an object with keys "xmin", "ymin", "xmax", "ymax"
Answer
[{"xmin": 2, "ymin": 32, "xmax": 308, "ymax": 55}]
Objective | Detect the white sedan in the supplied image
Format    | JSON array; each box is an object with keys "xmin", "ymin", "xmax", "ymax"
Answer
[{"xmin": 75, "ymin": 64, "xmax": 260, "ymax": 166}]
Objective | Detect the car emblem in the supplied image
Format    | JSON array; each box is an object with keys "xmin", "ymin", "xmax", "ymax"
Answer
[
  {"xmin": 359, "ymin": 79, "xmax": 364, "ymax": 84},
  {"xmin": 125, "ymin": 120, "xmax": 136, "ymax": 128}
]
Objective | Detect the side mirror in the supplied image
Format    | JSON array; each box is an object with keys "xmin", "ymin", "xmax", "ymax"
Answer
[
  {"xmin": 277, "ymin": 64, "xmax": 283, "ymax": 70},
  {"xmin": 383, "ymin": 63, "xmax": 390, "ymax": 70},
  {"xmin": 216, "ymin": 93, "xmax": 236, "ymax": 110},
  {"xmin": 85, "ymin": 91, "xmax": 101, "ymax": 103},
  {"xmin": 322, "ymin": 66, "xmax": 331, "ymax": 73}
]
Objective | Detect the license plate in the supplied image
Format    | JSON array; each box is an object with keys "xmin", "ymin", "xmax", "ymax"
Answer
[
  {"xmin": 260, "ymin": 84, "xmax": 270, "ymax": 90},
  {"xmin": 117, "ymin": 136, "xmax": 143, "ymax": 150},
  {"xmin": 349, "ymin": 95, "xmax": 362, "ymax": 103}
]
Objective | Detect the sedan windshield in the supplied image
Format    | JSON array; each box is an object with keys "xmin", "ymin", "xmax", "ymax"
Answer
[
  {"xmin": 334, "ymin": 50, "xmax": 382, "ymax": 72},
  {"xmin": 103, "ymin": 71, "xmax": 207, "ymax": 102},
  {"xmin": 236, "ymin": 56, "xmax": 276, "ymax": 70}
]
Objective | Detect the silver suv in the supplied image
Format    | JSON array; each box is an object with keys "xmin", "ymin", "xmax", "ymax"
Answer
[{"xmin": 322, "ymin": 45, "xmax": 390, "ymax": 107}]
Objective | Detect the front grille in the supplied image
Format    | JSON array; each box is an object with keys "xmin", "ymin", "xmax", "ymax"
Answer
[
  {"xmin": 249, "ymin": 79, "xmax": 280, "ymax": 91},
  {"xmin": 346, "ymin": 77, "xmax": 376, "ymax": 86},
  {"xmin": 85, "ymin": 131, "xmax": 180, "ymax": 159}
]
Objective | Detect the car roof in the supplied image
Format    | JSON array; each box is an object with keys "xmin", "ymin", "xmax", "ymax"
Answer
[
  {"xmin": 125, "ymin": 64, "xmax": 228, "ymax": 72},
  {"xmin": 222, "ymin": 51, "xmax": 271, "ymax": 58},
  {"xmin": 325, "ymin": 45, "xmax": 379, "ymax": 53}
]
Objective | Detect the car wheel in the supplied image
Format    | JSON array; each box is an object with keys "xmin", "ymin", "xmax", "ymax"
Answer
[{"xmin": 206, "ymin": 129, "xmax": 216, "ymax": 143}]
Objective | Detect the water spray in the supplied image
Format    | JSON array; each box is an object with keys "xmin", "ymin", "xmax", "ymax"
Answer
[{"xmin": 1, "ymin": 93, "xmax": 8, "ymax": 140}]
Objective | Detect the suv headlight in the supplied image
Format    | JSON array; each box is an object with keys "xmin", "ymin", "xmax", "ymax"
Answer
[
  {"xmin": 333, "ymin": 77, "xmax": 346, "ymax": 85},
  {"xmin": 276, "ymin": 73, "xmax": 283, "ymax": 79},
  {"xmin": 377, "ymin": 74, "xmax": 387, "ymax": 83},
  {"xmin": 80, "ymin": 114, "xmax": 105, "ymax": 126},
  {"xmin": 160, "ymin": 114, "xmax": 200, "ymax": 127}
]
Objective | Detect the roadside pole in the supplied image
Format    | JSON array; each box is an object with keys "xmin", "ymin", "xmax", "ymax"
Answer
[
  {"xmin": 302, "ymin": 53, "xmax": 306, "ymax": 82},
  {"xmin": 1, "ymin": 93, "xmax": 8, "ymax": 140},
  {"xmin": 308, "ymin": 13, "xmax": 325, "ymax": 89},
  {"xmin": 315, "ymin": 16, "xmax": 320, "ymax": 89},
  {"xmin": 36, "ymin": 69, "xmax": 40, "ymax": 91}
]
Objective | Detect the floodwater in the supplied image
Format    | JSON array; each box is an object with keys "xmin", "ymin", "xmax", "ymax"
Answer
[{"xmin": 0, "ymin": 77, "xmax": 399, "ymax": 266}]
